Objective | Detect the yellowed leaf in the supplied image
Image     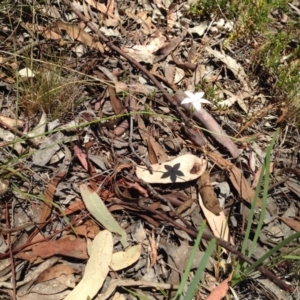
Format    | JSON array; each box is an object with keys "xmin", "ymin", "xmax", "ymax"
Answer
[
  {"xmin": 64, "ymin": 230, "xmax": 113, "ymax": 300},
  {"xmin": 199, "ymin": 194, "xmax": 234, "ymax": 253},
  {"xmin": 110, "ymin": 244, "xmax": 142, "ymax": 271}
]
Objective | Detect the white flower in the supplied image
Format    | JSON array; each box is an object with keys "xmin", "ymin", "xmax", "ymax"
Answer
[{"xmin": 181, "ymin": 91, "xmax": 211, "ymax": 111}]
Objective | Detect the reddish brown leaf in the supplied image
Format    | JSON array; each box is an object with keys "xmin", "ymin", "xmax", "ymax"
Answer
[
  {"xmin": 108, "ymin": 85, "xmax": 124, "ymax": 115},
  {"xmin": 148, "ymin": 136, "xmax": 158, "ymax": 164},
  {"xmin": 75, "ymin": 220, "xmax": 100, "ymax": 238},
  {"xmin": 74, "ymin": 145, "xmax": 88, "ymax": 170},
  {"xmin": 40, "ymin": 170, "xmax": 67, "ymax": 223},
  {"xmin": 279, "ymin": 217, "xmax": 300, "ymax": 231},
  {"xmin": 206, "ymin": 278, "xmax": 230, "ymax": 300},
  {"xmin": 36, "ymin": 263, "xmax": 76, "ymax": 284},
  {"xmin": 16, "ymin": 236, "xmax": 88, "ymax": 262},
  {"xmin": 63, "ymin": 199, "xmax": 86, "ymax": 215},
  {"xmin": 122, "ymin": 181, "xmax": 149, "ymax": 198},
  {"xmin": 150, "ymin": 230, "xmax": 157, "ymax": 267}
]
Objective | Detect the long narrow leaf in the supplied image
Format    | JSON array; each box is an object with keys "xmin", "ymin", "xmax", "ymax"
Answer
[
  {"xmin": 174, "ymin": 221, "xmax": 207, "ymax": 300},
  {"xmin": 247, "ymin": 129, "xmax": 279, "ymax": 259},
  {"xmin": 234, "ymin": 129, "xmax": 279, "ymax": 281},
  {"xmin": 184, "ymin": 239, "xmax": 216, "ymax": 300},
  {"xmin": 245, "ymin": 230, "xmax": 300, "ymax": 274}
]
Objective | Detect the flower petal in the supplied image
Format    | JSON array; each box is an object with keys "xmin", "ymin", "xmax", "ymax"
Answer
[
  {"xmin": 184, "ymin": 91, "xmax": 195, "ymax": 99},
  {"xmin": 194, "ymin": 92, "xmax": 205, "ymax": 99},
  {"xmin": 192, "ymin": 102, "xmax": 201, "ymax": 111},
  {"xmin": 181, "ymin": 98, "xmax": 193, "ymax": 104}
]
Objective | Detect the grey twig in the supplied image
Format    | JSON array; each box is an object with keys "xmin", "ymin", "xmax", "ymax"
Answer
[{"xmin": 128, "ymin": 68, "xmax": 153, "ymax": 174}]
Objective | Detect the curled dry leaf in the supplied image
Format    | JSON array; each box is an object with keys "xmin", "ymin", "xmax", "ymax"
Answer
[
  {"xmin": 198, "ymin": 171, "xmax": 223, "ymax": 215},
  {"xmin": 135, "ymin": 153, "xmax": 207, "ymax": 184},
  {"xmin": 150, "ymin": 230, "xmax": 157, "ymax": 267}
]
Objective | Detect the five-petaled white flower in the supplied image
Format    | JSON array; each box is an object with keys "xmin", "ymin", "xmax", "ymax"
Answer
[{"xmin": 181, "ymin": 91, "xmax": 211, "ymax": 111}]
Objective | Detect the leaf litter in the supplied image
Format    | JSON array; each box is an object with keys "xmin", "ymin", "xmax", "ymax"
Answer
[{"xmin": 0, "ymin": 0, "xmax": 299, "ymax": 299}]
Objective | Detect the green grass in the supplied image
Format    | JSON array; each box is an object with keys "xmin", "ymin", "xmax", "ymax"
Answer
[{"xmin": 18, "ymin": 61, "xmax": 87, "ymax": 120}]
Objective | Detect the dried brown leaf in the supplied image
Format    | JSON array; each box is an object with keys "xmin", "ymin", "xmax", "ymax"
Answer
[
  {"xmin": 40, "ymin": 170, "xmax": 67, "ymax": 223},
  {"xmin": 148, "ymin": 136, "xmax": 159, "ymax": 164},
  {"xmin": 279, "ymin": 217, "xmax": 300, "ymax": 231},
  {"xmin": 198, "ymin": 171, "xmax": 223, "ymax": 215},
  {"xmin": 154, "ymin": 29, "xmax": 188, "ymax": 63},
  {"xmin": 35, "ymin": 264, "xmax": 75, "ymax": 284},
  {"xmin": 207, "ymin": 152, "xmax": 262, "ymax": 207},
  {"xmin": 16, "ymin": 236, "xmax": 88, "ymax": 262},
  {"xmin": 108, "ymin": 85, "xmax": 124, "ymax": 115},
  {"xmin": 53, "ymin": 21, "xmax": 104, "ymax": 53},
  {"xmin": 206, "ymin": 278, "xmax": 230, "ymax": 300},
  {"xmin": 150, "ymin": 230, "xmax": 157, "ymax": 267}
]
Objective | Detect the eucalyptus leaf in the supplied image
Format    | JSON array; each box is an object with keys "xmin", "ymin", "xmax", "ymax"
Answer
[{"xmin": 80, "ymin": 184, "xmax": 129, "ymax": 248}]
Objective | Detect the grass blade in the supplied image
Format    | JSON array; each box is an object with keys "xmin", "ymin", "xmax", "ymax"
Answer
[
  {"xmin": 184, "ymin": 238, "xmax": 216, "ymax": 300},
  {"xmin": 174, "ymin": 221, "xmax": 207, "ymax": 300}
]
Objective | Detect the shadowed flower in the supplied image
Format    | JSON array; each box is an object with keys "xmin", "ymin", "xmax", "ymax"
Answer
[
  {"xmin": 161, "ymin": 163, "xmax": 184, "ymax": 183},
  {"xmin": 181, "ymin": 91, "xmax": 211, "ymax": 111}
]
